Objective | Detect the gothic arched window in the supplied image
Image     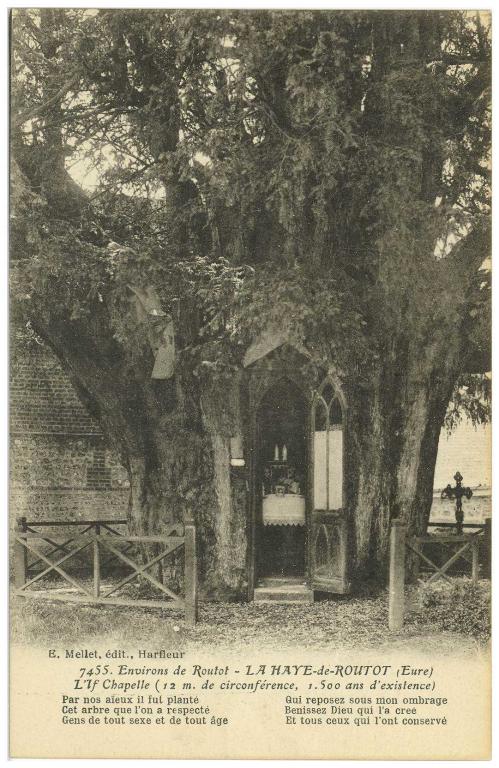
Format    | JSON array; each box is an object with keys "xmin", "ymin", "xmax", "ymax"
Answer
[{"xmin": 312, "ymin": 377, "xmax": 344, "ymax": 510}]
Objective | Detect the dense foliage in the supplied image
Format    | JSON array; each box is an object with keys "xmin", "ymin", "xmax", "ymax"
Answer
[{"xmin": 11, "ymin": 10, "xmax": 491, "ymax": 378}]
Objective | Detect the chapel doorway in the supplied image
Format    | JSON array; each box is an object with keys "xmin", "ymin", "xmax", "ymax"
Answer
[{"xmin": 256, "ymin": 379, "xmax": 307, "ymax": 579}]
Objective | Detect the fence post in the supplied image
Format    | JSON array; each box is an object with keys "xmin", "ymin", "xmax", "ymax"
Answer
[
  {"xmin": 14, "ymin": 517, "xmax": 28, "ymax": 589},
  {"xmin": 484, "ymin": 518, "xmax": 491, "ymax": 580},
  {"xmin": 389, "ymin": 520, "xmax": 406, "ymax": 631},
  {"xmin": 471, "ymin": 538, "xmax": 479, "ymax": 584},
  {"xmin": 93, "ymin": 523, "xmax": 101, "ymax": 598},
  {"xmin": 411, "ymin": 538, "xmax": 421, "ymax": 584},
  {"xmin": 184, "ymin": 512, "xmax": 198, "ymax": 626}
]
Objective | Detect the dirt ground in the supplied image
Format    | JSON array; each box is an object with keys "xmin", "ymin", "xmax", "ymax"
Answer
[{"xmin": 10, "ymin": 580, "xmax": 489, "ymax": 656}]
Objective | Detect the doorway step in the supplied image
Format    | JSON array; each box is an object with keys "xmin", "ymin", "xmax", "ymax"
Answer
[{"xmin": 254, "ymin": 577, "xmax": 313, "ymax": 603}]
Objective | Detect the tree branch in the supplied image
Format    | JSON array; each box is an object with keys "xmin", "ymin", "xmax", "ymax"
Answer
[
  {"xmin": 13, "ymin": 73, "xmax": 79, "ymax": 128},
  {"xmin": 444, "ymin": 221, "xmax": 491, "ymax": 278}
]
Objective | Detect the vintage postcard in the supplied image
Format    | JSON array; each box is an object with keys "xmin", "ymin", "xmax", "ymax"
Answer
[{"xmin": 9, "ymin": 5, "xmax": 492, "ymax": 760}]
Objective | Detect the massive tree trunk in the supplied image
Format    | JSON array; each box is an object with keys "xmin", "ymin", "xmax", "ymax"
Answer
[
  {"xmin": 348, "ymin": 335, "xmax": 460, "ymax": 582},
  {"xmin": 27, "ymin": 305, "xmax": 248, "ymax": 600},
  {"xmin": 122, "ymin": 388, "xmax": 248, "ymax": 600}
]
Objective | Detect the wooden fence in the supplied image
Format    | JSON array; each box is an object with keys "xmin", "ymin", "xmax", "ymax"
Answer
[
  {"xmin": 388, "ymin": 518, "xmax": 491, "ymax": 630},
  {"xmin": 13, "ymin": 516, "xmax": 198, "ymax": 625}
]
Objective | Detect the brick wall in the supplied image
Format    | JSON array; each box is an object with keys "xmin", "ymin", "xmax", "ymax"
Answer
[{"xmin": 10, "ymin": 340, "xmax": 130, "ymax": 525}]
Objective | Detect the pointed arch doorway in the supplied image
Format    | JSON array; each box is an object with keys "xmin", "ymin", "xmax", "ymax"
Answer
[
  {"xmin": 248, "ymin": 370, "xmax": 351, "ymax": 601},
  {"xmin": 256, "ymin": 378, "xmax": 308, "ymax": 580}
]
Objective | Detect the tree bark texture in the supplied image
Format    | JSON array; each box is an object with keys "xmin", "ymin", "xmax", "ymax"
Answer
[{"xmin": 346, "ymin": 337, "xmax": 460, "ymax": 583}]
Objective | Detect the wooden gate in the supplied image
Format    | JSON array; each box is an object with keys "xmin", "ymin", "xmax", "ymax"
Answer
[
  {"xmin": 309, "ymin": 376, "xmax": 350, "ymax": 595},
  {"xmin": 13, "ymin": 516, "xmax": 198, "ymax": 625},
  {"xmin": 310, "ymin": 511, "xmax": 350, "ymax": 593}
]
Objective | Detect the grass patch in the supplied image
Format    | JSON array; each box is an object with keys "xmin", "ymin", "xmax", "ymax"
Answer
[{"xmin": 406, "ymin": 577, "xmax": 490, "ymax": 644}]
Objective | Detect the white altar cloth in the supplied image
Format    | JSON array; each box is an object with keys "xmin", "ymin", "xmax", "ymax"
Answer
[{"xmin": 262, "ymin": 494, "xmax": 306, "ymax": 526}]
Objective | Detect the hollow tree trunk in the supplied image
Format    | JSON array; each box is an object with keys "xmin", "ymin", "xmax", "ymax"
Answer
[{"xmin": 31, "ymin": 301, "xmax": 465, "ymax": 596}]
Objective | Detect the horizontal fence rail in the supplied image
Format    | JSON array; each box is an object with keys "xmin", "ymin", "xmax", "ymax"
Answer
[
  {"xmin": 16, "ymin": 518, "xmax": 129, "ymax": 577},
  {"xmin": 17, "ymin": 517, "xmax": 128, "ymax": 528},
  {"xmin": 427, "ymin": 521, "xmax": 487, "ymax": 530},
  {"xmin": 388, "ymin": 518, "xmax": 491, "ymax": 631},
  {"xmin": 13, "ymin": 517, "xmax": 198, "ymax": 625}
]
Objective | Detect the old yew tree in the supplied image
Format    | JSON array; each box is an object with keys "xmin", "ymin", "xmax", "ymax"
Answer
[{"xmin": 10, "ymin": 10, "xmax": 491, "ymax": 596}]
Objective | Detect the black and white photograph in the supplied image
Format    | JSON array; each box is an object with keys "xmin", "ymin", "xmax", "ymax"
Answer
[{"xmin": 8, "ymin": 4, "xmax": 492, "ymax": 760}]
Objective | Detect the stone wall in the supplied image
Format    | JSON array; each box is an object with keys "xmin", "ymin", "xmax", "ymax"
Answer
[{"xmin": 10, "ymin": 340, "xmax": 129, "ymax": 527}]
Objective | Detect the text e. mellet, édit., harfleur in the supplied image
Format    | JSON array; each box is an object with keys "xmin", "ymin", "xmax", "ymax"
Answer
[{"xmin": 62, "ymin": 649, "xmax": 186, "ymax": 660}]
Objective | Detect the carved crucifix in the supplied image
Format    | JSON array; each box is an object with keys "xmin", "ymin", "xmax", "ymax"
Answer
[{"xmin": 440, "ymin": 471, "xmax": 473, "ymax": 535}]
